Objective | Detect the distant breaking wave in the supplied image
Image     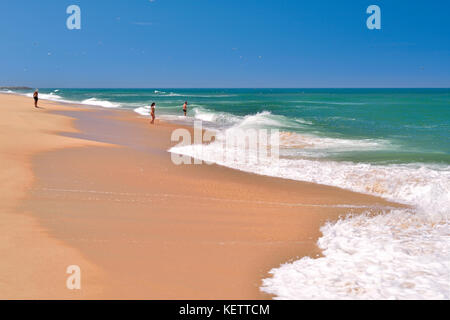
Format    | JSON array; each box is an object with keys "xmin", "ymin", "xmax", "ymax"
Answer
[
  {"xmin": 18, "ymin": 90, "xmax": 122, "ymax": 109},
  {"xmin": 153, "ymin": 90, "xmax": 236, "ymax": 98},
  {"xmin": 80, "ymin": 98, "xmax": 121, "ymax": 108}
]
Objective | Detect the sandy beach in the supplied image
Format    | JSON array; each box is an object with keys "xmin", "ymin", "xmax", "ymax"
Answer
[{"xmin": 0, "ymin": 93, "xmax": 403, "ymax": 299}]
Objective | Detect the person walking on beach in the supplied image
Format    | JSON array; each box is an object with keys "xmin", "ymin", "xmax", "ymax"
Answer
[
  {"xmin": 150, "ymin": 102, "xmax": 156, "ymax": 124},
  {"xmin": 33, "ymin": 89, "xmax": 39, "ymax": 108},
  {"xmin": 183, "ymin": 101, "xmax": 188, "ymax": 116}
]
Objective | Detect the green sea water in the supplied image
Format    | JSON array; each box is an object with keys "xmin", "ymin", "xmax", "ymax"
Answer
[{"xmin": 13, "ymin": 88, "xmax": 449, "ymax": 165}]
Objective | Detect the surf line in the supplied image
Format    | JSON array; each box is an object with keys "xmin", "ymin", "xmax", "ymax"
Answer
[{"xmin": 36, "ymin": 187, "xmax": 397, "ymax": 210}]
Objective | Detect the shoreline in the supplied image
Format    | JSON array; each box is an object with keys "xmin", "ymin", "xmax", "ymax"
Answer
[{"xmin": 1, "ymin": 93, "xmax": 404, "ymax": 299}]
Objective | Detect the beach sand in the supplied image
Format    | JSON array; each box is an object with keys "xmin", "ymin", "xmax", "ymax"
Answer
[{"xmin": 0, "ymin": 93, "xmax": 403, "ymax": 299}]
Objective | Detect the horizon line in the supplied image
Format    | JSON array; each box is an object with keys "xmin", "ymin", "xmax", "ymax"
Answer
[{"xmin": 3, "ymin": 86, "xmax": 449, "ymax": 90}]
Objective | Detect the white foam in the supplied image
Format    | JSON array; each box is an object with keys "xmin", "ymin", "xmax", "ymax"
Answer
[
  {"xmin": 294, "ymin": 118, "xmax": 313, "ymax": 125},
  {"xmin": 169, "ymin": 115, "xmax": 450, "ymax": 299},
  {"xmin": 188, "ymin": 109, "xmax": 314, "ymax": 133},
  {"xmin": 193, "ymin": 107, "xmax": 240, "ymax": 126},
  {"xmin": 171, "ymin": 143, "xmax": 449, "ymax": 215},
  {"xmin": 80, "ymin": 98, "xmax": 121, "ymax": 108},
  {"xmin": 153, "ymin": 90, "xmax": 183, "ymax": 97},
  {"xmin": 185, "ymin": 110, "xmax": 391, "ymax": 154},
  {"xmin": 21, "ymin": 91, "xmax": 86, "ymax": 106},
  {"xmin": 23, "ymin": 91, "xmax": 123, "ymax": 109},
  {"xmin": 25, "ymin": 92, "xmax": 63, "ymax": 101},
  {"xmin": 134, "ymin": 106, "xmax": 151, "ymax": 116},
  {"xmin": 279, "ymin": 131, "xmax": 387, "ymax": 151},
  {"xmin": 8, "ymin": 90, "xmax": 122, "ymax": 109},
  {"xmin": 194, "ymin": 111, "xmax": 217, "ymax": 122},
  {"xmin": 235, "ymin": 111, "xmax": 286, "ymax": 129},
  {"xmin": 261, "ymin": 209, "xmax": 450, "ymax": 300}
]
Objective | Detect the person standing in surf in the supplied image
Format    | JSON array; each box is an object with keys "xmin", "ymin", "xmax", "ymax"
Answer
[
  {"xmin": 150, "ymin": 102, "xmax": 156, "ymax": 124},
  {"xmin": 183, "ymin": 101, "xmax": 188, "ymax": 116},
  {"xmin": 33, "ymin": 89, "xmax": 39, "ymax": 108}
]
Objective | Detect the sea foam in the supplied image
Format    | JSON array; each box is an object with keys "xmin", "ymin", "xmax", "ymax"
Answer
[
  {"xmin": 169, "ymin": 110, "xmax": 450, "ymax": 299},
  {"xmin": 261, "ymin": 209, "xmax": 449, "ymax": 299},
  {"xmin": 80, "ymin": 98, "xmax": 121, "ymax": 108}
]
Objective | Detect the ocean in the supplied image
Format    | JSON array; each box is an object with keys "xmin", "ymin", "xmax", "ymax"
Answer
[{"xmin": 4, "ymin": 87, "xmax": 449, "ymax": 299}]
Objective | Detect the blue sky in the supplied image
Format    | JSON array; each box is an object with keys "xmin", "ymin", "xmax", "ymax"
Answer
[{"xmin": 0, "ymin": 0, "xmax": 449, "ymax": 88}]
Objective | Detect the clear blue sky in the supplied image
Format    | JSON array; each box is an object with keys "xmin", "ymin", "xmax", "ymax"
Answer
[{"xmin": 1, "ymin": 0, "xmax": 449, "ymax": 88}]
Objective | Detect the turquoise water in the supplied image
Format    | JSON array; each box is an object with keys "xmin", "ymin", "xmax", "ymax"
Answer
[{"xmin": 11, "ymin": 88, "xmax": 450, "ymax": 165}]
